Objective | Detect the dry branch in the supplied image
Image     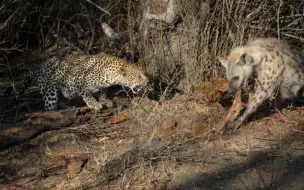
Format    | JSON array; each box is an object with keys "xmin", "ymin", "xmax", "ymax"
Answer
[
  {"xmin": 0, "ymin": 8, "xmax": 19, "ymax": 30},
  {"xmin": 85, "ymin": 0, "xmax": 111, "ymax": 16}
]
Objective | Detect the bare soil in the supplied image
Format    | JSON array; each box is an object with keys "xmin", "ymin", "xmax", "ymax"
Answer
[{"xmin": 0, "ymin": 84, "xmax": 304, "ymax": 190}]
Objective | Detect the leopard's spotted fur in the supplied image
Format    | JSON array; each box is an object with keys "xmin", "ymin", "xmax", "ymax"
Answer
[{"xmin": 19, "ymin": 52, "xmax": 149, "ymax": 111}]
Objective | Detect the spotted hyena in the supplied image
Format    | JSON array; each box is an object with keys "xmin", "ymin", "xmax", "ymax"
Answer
[{"xmin": 218, "ymin": 37, "xmax": 304, "ymax": 131}]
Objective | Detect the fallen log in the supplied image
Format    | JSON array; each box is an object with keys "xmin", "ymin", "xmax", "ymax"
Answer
[{"xmin": 0, "ymin": 107, "xmax": 114, "ymax": 149}]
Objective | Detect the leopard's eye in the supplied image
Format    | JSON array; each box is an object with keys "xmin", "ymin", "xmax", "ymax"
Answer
[{"xmin": 232, "ymin": 76, "xmax": 239, "ymax": 80}]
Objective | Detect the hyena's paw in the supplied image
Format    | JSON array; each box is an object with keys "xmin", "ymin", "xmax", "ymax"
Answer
[{"xmin": 220, "ymin": 120, "xmax": 243, "ymax": 134}]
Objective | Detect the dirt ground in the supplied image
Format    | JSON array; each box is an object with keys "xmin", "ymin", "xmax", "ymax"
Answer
[{"xmin": 0, "ymin": 80, "xmax": 304, "ymax": 190}]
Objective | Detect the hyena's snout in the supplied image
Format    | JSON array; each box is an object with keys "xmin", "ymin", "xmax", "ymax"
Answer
[{"xmin": 227, "ymin": 83, "xmax": 237, "ymax": 94}]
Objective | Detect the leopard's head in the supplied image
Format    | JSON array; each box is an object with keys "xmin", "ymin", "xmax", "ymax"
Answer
[{"xmin": 112, "ymin": 63, "xmax": 149, "ymax": 93}]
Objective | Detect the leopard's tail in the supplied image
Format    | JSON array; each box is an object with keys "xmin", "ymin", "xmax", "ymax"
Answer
[
  {"xmin": 18, "ymin": 70, "xmax": 38, "ymax": 95},
  {"xmin": 5, "ymin": 70, "xmax": 38, "ymax": 99}
]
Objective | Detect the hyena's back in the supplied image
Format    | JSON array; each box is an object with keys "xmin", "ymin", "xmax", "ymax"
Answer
[
  {"xmin": 255, "ymin": 38, "xmax": 304, "ymax": 99},
  {"xmin": 233, "ymin": 38, "xmax": 304, "ymax": 99}
]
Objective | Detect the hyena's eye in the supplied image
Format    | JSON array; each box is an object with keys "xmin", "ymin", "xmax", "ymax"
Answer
[{"xmin": 232, "ymin": 76, "xmax": 239, "ymax": 80}]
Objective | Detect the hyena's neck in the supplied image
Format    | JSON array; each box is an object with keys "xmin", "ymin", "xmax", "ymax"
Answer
[
  {"xmin": 242, "ymin": 65, "xmax": 260, "ymax": 92},
  {"xmin": 242, "ymin": 81, "xmax": 255, "ymax": 93}
]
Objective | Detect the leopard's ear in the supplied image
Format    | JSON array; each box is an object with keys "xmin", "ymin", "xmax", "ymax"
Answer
[{"xmin": 118, "ymin": 67, "xmax": 127, "ymax": 77}]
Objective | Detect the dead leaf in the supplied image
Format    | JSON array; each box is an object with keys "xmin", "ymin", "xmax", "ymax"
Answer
[
  {"xmin": 194, "ymin": 77, "xmax": 228, "ymax": 103},
  {"xmin": 107, "ymin": 112, "xmax": 128, "ymax": 124},
  {"xmin": 211, "ymin": 77, "xmax": 228, "ymax": 92}
]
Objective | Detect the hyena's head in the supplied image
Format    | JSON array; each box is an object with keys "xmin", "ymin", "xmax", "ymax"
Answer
[{"xmin": 218, "ymin": 48, "xmax": 261, "ymax": 94}]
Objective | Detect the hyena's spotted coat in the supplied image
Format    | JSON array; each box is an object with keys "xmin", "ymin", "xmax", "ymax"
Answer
[{"xmin": 218, "ymin": 38, "xmax": 304, "ymax": 131}]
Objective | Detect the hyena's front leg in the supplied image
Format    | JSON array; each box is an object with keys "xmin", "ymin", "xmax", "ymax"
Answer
[{"xmin": 226, "ymin": 90, "xmax": 268, "ymax": 131}]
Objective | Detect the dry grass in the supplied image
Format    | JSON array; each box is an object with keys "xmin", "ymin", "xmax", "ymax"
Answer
[{"xmin": 1, "ymin": 90, "xmax": 304, "ymax": 189}]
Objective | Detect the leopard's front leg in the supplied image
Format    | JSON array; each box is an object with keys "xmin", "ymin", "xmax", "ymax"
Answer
[
  {"xmin": 81, "ymin": 91, "xmax": 103, "ymax": 111},
  {"xmin": 98, "ymin": 89, "xmax": 113, "ymax": 108}
]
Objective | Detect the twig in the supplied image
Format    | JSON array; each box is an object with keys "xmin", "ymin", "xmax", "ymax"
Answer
[
  {"xmin": 280, "ymin": 14, "xmax": 304, "ymax": 18},
  {"xmin": 285, "ymin": 18, "xmax": 302, "ymax": 28},
  {"xmin": 88, "ymin": 18, "xmax": 95, "ymax": 51},
  {"xmin": 0, "ymin": 8, "xmax": 20, "ymax": 30},
  {"xmin": 281, "ymin": 33, "xmax": 304, "ymax": 42},
  {"xmin": 0, "ymin": 46, "xmax": 23, "ymax": 53},
  {"xmin": 249, "ymin": 25, "xmax": 304, "ymax": 32},
  {"xmin": 276, "ymin": 0, "xmax": 282, "ymax": 40},
  {"xmin": 256, "ymin": 138, "xmax": 304, "ymax": 142},
  {"xmin": 61, "ymin": 38, "xmax": 86, "ymax": 54},
  {"xmin": 105, "ymin": 0, "xmax": 122, "ymax": 18},
  {"xmin": 245, "ymin": 4, "xmax": 262, "ymax": 21},
  {"xmin": 85, "ymin": 0, "xmax": 111, "ymax": 16},
  {"xmin": 0, "ymin": 0, "xmax": 20, "ymax": 13},
  {"xmin": 50, "ymin": 27, "xmax": 85, "ymax": 54},
  {"xmin": 292, "ymin": 129, "xmax": 304, "ymax": 133}
]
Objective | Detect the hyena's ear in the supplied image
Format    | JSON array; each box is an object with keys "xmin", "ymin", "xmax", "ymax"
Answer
[
  {"xmin": 239, "ymin": 53, "xmax": 253, "ymax": 65},
  {"xmin": 217, "ymin": 57, "xmax": 228, "ymax": 69}
]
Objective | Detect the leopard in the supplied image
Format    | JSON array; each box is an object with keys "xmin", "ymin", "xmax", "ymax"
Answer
[
  {"xmin": 218, "ymin": 37, "xmax": 304, "ymax": 132},
  {"xmin": 17, "ymin": 52, "xmax": 149, "ymax": 111}
]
